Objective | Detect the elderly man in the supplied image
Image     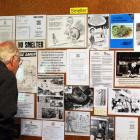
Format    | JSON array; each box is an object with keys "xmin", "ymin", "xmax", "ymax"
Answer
[{"xmin": 0, "ymin": 41, "xmax": 21, "ymax": 140}]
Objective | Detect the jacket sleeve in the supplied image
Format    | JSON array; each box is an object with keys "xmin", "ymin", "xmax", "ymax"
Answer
[{"xmin": 0, "ymin": 71, "xmax": 18, "ymax": 120}]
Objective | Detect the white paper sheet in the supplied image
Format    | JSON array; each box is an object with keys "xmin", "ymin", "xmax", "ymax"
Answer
[{"xmin": 67, "ymin": 49, "xmax": 89, "ymax": 85}]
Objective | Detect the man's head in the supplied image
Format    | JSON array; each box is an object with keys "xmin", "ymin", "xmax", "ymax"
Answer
[{"xmin": 0, "ymin": 41, "xmax": 21, "ymax": 75}]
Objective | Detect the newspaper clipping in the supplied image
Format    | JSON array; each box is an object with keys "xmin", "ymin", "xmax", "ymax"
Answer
[
  {"xmin": 94, "ymin": 87, "xmax": 108, "ymax": 116},
  {"xmin": 47, "ymin": 15, "xmax": 87, "ymax": 48},
  {"xmin": 16, "ymin": 93, "xmax": 34, "ymax": 118},
  {"xmin": 88, "ymin": 14, "xmax": 109, "ymax": 50},
  {"xmin": 115, "ymin": 51, "xmax": 140, "ymax": 87},
  {"xmin": 65, "ymin": 111, "xmax": 90, "ymax": 136},
  {"xmin": 37, "ymin": 74, "xmax": 64, "ymax": 120},
  {"xmin": 0, "ymin": 16, "xmax": 15, "ymax": 42},
  {"xmin": 38, "ymin": 50, "xmax": 66, "ymax": 74},
  {"xmin": 42, "ymin": 121, "xmax": 64, "ymax": 140},
  {"xmin": 21, "ymin": 119, "xmax": 42, "ymax": 137},
  {"xmin": 90, "ymin": 51, "xmax": 114, "ymax": 87},
  {"xmin": 16, "ymin": 50, "xmax": 37, "ymax": 93},
  {"xmin": 108, "ymin": 88, "xmax": 140, "ymax": 116}
]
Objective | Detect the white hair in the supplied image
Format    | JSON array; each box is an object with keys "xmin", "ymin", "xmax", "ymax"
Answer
[{"xmin": 0, "ymin": 41, "xmax": 19, "ymax": 64}]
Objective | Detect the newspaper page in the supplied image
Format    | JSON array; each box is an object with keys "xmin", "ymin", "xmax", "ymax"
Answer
[
  {"xmin": 21, "ymin": 119, "xmax": 42, "ymax": 137},
  {"xmin": 47, "ymin": 15, "xmax": 87, "ymax": 48},
  {"xmin": 108, "ymin": 88, "xmax": 140, "ymax": 116},
  {"xmin": 94, "ymin": 87, "xmax": 108, "ymax": 116},
  {"xmin": 37, "ymin": 74, "xmax": 64, "ymax": 120},
  {"xmin": 67, "ymin": 49, "xmax": 89, "ymax": 85},
  {"xmin": 115, "ymin": 117, "xmax": 138, "ymax": 140},
  {"xmin": 16, "ymin": 93, "xmax": 34, "ymax": 118},
  {"xmin": 88, "ymin": 14, "xmax": 109, "ymax": 50},
  {"xmin": 110, "ymin": 14, "xmax": 134, "ymax": 49},
  {"xmin": 65, "ymin": 111, "xmax": 90, "ymax": 136},
  {"xmin": 42, "ymin": 121, "xmax": 64, "ymax": 140},
  {"xmin": 90, "ymin": 51, "xmax": 114, "ymax": 88},
  {"xmin": 38, "ymin": 50, "xmax": 66, "ymax": 74},
  {"xmin": 16, "ymin": 50, "xmax": 37, "ymax": 93},
  {"xmin": 115, "ymin": 51, "xmax": 140, "ymax": 87},
  {"xmin": 64, "ymin": 86, "xmax": 93, "ymax": 111},
  {"xmin": 90, "ymin": 116, "xmax": 114, "ymax": 140},
  {"xmin": 0, "ymin": 16, "xmax": 15, "ymax": 42},
  {"xmin": 16, "ymin": 15, "xmax": 46, "ymax": 49}
]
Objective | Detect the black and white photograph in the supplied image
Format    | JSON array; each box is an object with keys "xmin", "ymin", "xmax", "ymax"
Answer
[
  {"xmin": 90, "ymin": 116, "xmax": 114, "ymax": 140},
  {"xmin": 64, "ymin": 86, "xmax": 93, "ymax": 111},
  {"xmin": 88, "ymin": 14, "xmax": 109, "ymax": 50},
  {"xmin": 108, "ymin": 88, "xmax": 140, "ymax": 115},
  {"xmin": 37, "ymin": 74, "xmax": 64, "ymax": 96},
  {"xmin": 47, "ymin": 15, "xmax": 87, "ymax": 48},
  {"xmin": 115, "ymin": 51, "xmax": 140, "ymax": 87},
  {"xmin": 65, "ymin": 111, "xmax": 90, "ymax": 136}
]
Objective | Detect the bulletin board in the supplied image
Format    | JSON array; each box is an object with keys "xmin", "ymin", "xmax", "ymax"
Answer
[{"xmin": 0, "ymin": 0, "xmax": 140, "ymax": 140}]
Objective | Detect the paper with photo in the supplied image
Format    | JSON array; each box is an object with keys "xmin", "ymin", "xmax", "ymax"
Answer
[
  {"xmin": 115, "ymin": 51, "xmax": 140, "ymax": 87},
  {"xmin": 90, "ymin": 116, "xmax": 114, "ymax": 140},
  {"xmin": 115, "ymin": 117, "xmax": 138, "ymax": 140},
  {"xmin": 37, "ymin": 74, "xmax": 64, "ymax": 120},
  {"xmin": 0, "ymin": 16, "xmax": 15, "ymax": 42},
  {"xmin": 65, "ymin": 111, "xmax": 90, "ymax": 136},
  {"xmin": 64, "ymin": 86, "xmax": 93, "ymax": 111},
  {"xmin": 21, "ymin": 119, "xmax": 42, "ymax": 137},
  {"xmin": 67, "ymin": 49, "xmax": 89, "ymax": 85},
  {"xmin": 108, "ymin": 88, "xmax": 140, "ymax": 115},
  {"xmin": 42, "ymin": 121, "xmax": 64, "ymax": 140},
  {"xmin": 38, "ymin": 50, "xmax": 66, "ymax": 74},
  {"xmin": 16, "ymin": 93, "xmax": 34, "ymax": 118}
]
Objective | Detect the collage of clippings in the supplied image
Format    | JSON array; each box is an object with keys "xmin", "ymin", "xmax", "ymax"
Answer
[{"xmin": 1, "ymin": 13, "xmax": 140, "ymax": 140}]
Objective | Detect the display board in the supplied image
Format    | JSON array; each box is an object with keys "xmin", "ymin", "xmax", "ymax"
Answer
[{"xmin": 1, "ymin": 0, "xmax": 140, "ymax": 140}]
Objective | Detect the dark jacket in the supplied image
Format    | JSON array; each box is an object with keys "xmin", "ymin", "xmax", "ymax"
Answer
[{"xmin": 0, "ymin": 60, "xmax": 18, "ymax": 129}]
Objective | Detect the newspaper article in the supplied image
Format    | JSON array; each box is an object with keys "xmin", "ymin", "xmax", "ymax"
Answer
[
  {"xmin": 115, "ymin": 51, "xmax": 140, "ymax": 87},
  {"xmin": 0, "ymin": 16, "xmax": 15, "ymax": 42},
  {"xmin": 37, "ymin": 74, "xmax": 64, "ymax": 120},
  {"xmin": 67, "ymin": 49, "xmax": 89, "ymax": 85},
  {"xmin": 90, "ymin": 116, "xmax": 114, "ymax": 140},
  {"xmin": 90, "ymin": 51, "xmax": 114, "ymax": 87},
  {"xmin": 16, "ymin": 15, "xmax": 46, "ymax": 49},
  {"xmin": 16, "ymin": 93, "xmax": 34, "ymax": 118},
  {"xmin": 64, "ymin": 86, "xmax": 93, "ymax": 111},
  {"xmin": 21, "ymin": 119, "xmax": 42, "ymax": 137},
  {"xmin": 108, "ymin": 88, "xmax": 140, "ymax": 115},
  {"xmin": 38, "ymin": 50, "xmax": 66, "ymax": 74},
  {"xmin": 115, "ymin": 117, "xmax": 138, "ymax": 140},
  {"xmin": 16, "ymin": 50, "xmax": 37, "ymax": 93},
  {"xmin": 42, "ymin": 121, "xmax": 64, "ymax": 140},
  {"xmin": 65, "ymin": 111, "xmax": 90, "ymax": 136},
  {"xmin": 94, "ymin": 87, "xmax": 108, "ymax": 116},
  {"xmin": 88, "ymin": 14, "xmax": 109, "ymax": 50},
  {"xmin": 47, "ymin": 15, "xmax": 87, "ymax": 48}
]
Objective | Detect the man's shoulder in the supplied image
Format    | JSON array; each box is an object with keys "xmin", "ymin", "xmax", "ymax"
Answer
[{"xmin": 0, "ymin": 64, "xmax": 15, "ymax": 81}]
